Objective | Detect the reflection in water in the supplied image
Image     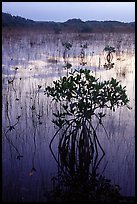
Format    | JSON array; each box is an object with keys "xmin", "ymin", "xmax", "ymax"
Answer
[
  {"xmin": 48, "ymin": 139, "xmax": 121, "ymax": 202},
  {"xmin": 2, "ymin": 30, "xmax": 135, "ymax": 201},
  {"xmin": 45, "ymin": 66, "xmax": 131, "ymax": 202}
]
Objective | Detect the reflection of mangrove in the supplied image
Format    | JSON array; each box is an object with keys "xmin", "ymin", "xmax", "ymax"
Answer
[
  {"xmin": 30, "ymin": 84, "xmax": 43, "ymax": 125},
  {"xmin": 29, "ymin": 129, "xmax": 37, "ymax": 176},
  {"xmin": 5, "ymin": 90, "xmax": 22, "ymax": 159},
  {"xmin": 4, "ymin": 115, "xmax": 23, "ymax": 160},
  {"xmin": 48, "ymin": 159, "xmax": 121, "ymax": 202},
  {"xmin": 103, "ymin": 46, "xmax": 116, "ymax": 70},
  {"xmin": 4, "ymin": 131, "xmax": 23, "ymax": 160},
  {"xmin": 116, "ymin": 67, "xmax": 127, "ymax": 79},
  {"xmin": 28, "ymin": 97, "xmax": 41, "ymax": 176},
  {"xmin": 45, "ymin": 68, "xmax": 130, "ymax": 201}
]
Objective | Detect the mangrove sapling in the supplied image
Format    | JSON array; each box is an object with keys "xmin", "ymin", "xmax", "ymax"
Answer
[
  {"xmin": 79, "ymin": 43, "xmax": 88, "ymax": 67},
  {"xmin": 45, "ymin": 68, "xmax": 130, "ymax": 180},
  {"xmin": 62, "ymin": 42, "xmax": 72, "ymax": 75},
  {"xmin": 104, "ymin": 45, "xmax": 116, "ymax": 69}
]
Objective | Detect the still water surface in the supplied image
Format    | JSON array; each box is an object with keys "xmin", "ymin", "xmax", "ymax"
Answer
[{"xmin": 2, "ymin": 31, "xmax": 135, "ymax": 201}]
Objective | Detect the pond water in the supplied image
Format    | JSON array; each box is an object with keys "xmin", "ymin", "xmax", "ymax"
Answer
[{"xmin": 2, "ymin": 30, "xmax": 135, "ymax": 202}]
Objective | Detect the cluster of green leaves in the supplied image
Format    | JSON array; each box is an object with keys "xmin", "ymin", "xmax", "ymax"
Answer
[
  {"xmin": 45, "ymin": 69, "xmax": 129, "ymax": 128},
  {"xmin": 104, "ymin": 45, "xmax": 116, "ymax": 53},
  {"xmin": 62, "ymin": 42, "xmax": 72, "ymax": 50},
  {"xmin": 80, "ymin": 42, "xmax": 88, "ymax": 49}
]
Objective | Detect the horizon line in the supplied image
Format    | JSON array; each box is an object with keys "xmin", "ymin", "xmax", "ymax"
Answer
[{"xmin": 2, "ymin": 12, "xmax": 135, "ymax": 24}]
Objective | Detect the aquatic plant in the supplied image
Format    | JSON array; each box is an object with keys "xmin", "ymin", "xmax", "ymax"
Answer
[
  {"xmin": 44, "ymin": 68, "xmax": 130, "ymax": 201},
  {"xmin": 79, "ymin": 43, "xmax": 88, "ymax": 66},
  {"xmin": 62, "ymin": 42, "xmax": 72, "ymax": 75},
  {"xmin": 104, "ymin": 45, "xmax": 116, "ymax": 69},
  {"xmin": 45, "ymin": 68, "xmax": 130, "ymax": 179}
]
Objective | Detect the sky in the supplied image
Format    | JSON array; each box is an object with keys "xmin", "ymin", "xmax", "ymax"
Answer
[{"xmin": 2, "ymin": 2, "xmax": 135, "ymax": 23}]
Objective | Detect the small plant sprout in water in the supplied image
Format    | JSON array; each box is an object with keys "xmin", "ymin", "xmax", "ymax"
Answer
[
  {"xmin": 104, "ymin": 45, "xmax": 116, "ymax": 69},
  {"xmin": 62, "ymin": 42, "xmax": 72, "ymax": 75},
  {"xmin": 79, "ymin": 42, "xmax": 88, "ymax": 66},
  {"xmin": 62, "ymin": 41, "xmax": 72, "ymax": 51}
]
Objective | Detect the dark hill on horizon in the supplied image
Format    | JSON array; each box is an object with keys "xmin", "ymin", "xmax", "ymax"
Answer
[{"xmin": 2, "ymin": 12, "xmax": 135, "ymax": 33}]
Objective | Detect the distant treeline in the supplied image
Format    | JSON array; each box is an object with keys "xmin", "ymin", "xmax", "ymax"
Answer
[{"xmin": 2, "ymin": 12, "xmax": 135, "ymax": 33}]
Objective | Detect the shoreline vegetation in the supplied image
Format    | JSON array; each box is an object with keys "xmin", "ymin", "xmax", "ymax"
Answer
[{"xmin": 2, "ymin": 12, "xmax": 135, "ymax": 33}]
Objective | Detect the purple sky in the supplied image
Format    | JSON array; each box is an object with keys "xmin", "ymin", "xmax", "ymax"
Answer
[{"xmin": 2, "ymin": 2, "xmax": 135, "ymax": 23}]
